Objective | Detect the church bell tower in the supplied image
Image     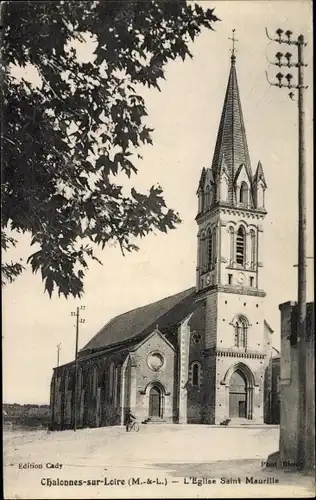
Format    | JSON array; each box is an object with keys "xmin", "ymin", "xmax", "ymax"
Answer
[{"xmin": 196, "ymin": 33, "xmax": 269, "ymax": 424}]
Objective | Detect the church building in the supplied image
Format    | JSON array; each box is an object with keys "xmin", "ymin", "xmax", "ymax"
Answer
[{"xmin": 50, "ymin": 48, "xmax": 275, "ymax": 430}]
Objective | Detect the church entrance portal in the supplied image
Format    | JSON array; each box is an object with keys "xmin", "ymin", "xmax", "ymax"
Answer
[
  {"xmin": 229, "ymin": 370, "xmax": 247, "ymax": 418},
  {"xmin": 149, "ymin": 385, "xmax": 162, "ymax": 418}
]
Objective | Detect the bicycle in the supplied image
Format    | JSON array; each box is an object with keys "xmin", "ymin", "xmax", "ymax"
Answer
[{"xmin": 126, "ymin": 420, "xmax": 139, "ymax": 432}]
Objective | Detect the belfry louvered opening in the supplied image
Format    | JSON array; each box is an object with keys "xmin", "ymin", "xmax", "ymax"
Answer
[{"xmin": 236, "ymin": 226, "xmax": 246, "ymax": 265}]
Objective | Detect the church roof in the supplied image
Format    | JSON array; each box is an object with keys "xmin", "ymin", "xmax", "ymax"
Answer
[
  {"xmin": 211, "ymin": 55, "xmax": 252, "ymax": 181},
  {"xmin": 81, "ymin": 286, "xmax": 197, "ymax": 353}
]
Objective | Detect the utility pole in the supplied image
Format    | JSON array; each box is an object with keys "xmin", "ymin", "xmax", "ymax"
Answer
[
  {"xmin": 56, "ymin": 343, "xmax": 62, "ymax": 368},
  {"xmin": 71, "ymin": 305, "xmax": 85, "ymax": 432},
  {"xmin": 265, "ymin": 28, "xmax": 308, "ymax": 469}
]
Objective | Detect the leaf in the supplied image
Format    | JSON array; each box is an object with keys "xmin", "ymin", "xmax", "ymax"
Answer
[
  {"xmin": 44, "ymin": 275, "xmax": 54, "ymax": 298},
  {"xmin": 2, "ymin": 0, "xmax": 219, "ymax": 297}
]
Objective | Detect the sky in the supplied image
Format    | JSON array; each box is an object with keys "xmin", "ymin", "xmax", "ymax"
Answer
[{"xmin": 2, "ymin": 1, "xmax": 313, "ymax": 404}]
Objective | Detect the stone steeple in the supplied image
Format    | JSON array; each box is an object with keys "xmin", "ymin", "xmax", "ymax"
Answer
[
  {"xmin": 211, "ymin": 52, "xmax": 252, "ymax": 184},
  {"xmin": 196, "ymin": 37, "xmax": 267, "ymax": 293}
]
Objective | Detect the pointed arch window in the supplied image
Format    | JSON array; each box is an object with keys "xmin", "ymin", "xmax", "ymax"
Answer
[
  {"xmin": 229, "ymin": 226, "xmax": 234, "ymax": 263},
  {"xmin": 240, "ymin": 182, "xmax": 248, "ymax": 205},
  {"xmin": 114, "ymin": 365, "xmax": 119, "ymax": 407},
  {"xmin": 236, "ymin": 226, "xmax": 246, "ymax": 265},
  {"xmin": 92, "ymin": 366, "xmax": 98, "ymax": 398},
  {"xmin": 191, "ymin": 362, "xmax": 202, "ymax": 387},
  {"xmin": 201, "ymin": 231, "xmax": 208, "ymax": 272},
  {"xmin": 199, "ymin": 233, "xmax": 203, "ymax": 271},
  {"xmin": 234, "ymin": 317, "xmax": 248, "ymax": 348},
  {"xmin": 212, "ymin": 227, "xmax": 217, "ymax": 264},
  {"xmin": 250, "ymin": 229, "xmax": 256, "ymax": 267},
  {"xmin": 198, "ymin": 233, "xmax": 202, "ymax": 271},
  {"xmin": 205, "ymin": 185, "xmax": 211, "ymax": 209},
  {"xmin": 50, "ymin": 376, "xmax": 56, "ymax": 407},
  {"xmin": 207, "ymin": 228, "xmax": 212, "ymax": 269},
  {"xmin": 198, "ymin": 189, "xmax": 205, "ymax": 213},
  {"xmin": 109, "ymin": 362, "xmax": 115, "ymax": 401}
]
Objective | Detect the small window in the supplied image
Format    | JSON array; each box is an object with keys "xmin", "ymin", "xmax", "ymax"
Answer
[
  {"xmin": 228, "ymin": 274, "xmax": 233, "ymax": 285},
  {"xmin": 250, "ymin": 277, "xmax": 254, "ymax": 287},
  {"xmin": 191, "ymin": 363, "xmax": 201, "ymax": 387}
]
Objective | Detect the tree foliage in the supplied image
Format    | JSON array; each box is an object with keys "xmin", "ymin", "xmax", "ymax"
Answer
[{"xmin": 1, "ymin": 0, "xmax": 218, "ymax": 297}]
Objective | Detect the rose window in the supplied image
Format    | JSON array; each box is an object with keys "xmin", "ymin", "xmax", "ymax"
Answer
[{"xmin": 147, "ymin": 352, "xmax": 165, "ymax": 372}]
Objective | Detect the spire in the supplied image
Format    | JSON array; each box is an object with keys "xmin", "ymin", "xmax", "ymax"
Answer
[
  {"xmin": 211, "ymin": 31, "xmax": 252, "ymax": 183},
  {"xmin": 197, "ymin": 167, "xmax": 206, "ymax": 193},
  {"xmin": 253, "ymin": 161, "xmax": 267, "ymax": 187}
]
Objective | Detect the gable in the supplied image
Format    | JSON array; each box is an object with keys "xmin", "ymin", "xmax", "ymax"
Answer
[
  {"xmin": 134, "ymin": 330, "xmax": 176, "ymax": 360},
  {"xmin": 134, "ymin": 328, "xmax": 176, "ymax": 352},
  {"xmin": 234, "ymin": 163, "xmax": 251, "ymax": 185}
]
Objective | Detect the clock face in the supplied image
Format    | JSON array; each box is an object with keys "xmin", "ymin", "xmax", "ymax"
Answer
[
  {"xmin": 237, "ymin": 272, "xmax": 246, "ymax": 285},
  {"xmin": 205, "ymin": 274, "xmax": 211, "ymax": 286}
]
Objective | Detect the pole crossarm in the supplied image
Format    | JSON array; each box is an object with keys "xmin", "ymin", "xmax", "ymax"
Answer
[
  {"xmin": 267, "ymin": 60, "xmax": 306, "ymax": 69},
  {"xmin": 264, "ymin": 71, "xmax": 305, "ymax": 90},
  {"xmin": 265, "ymin": 27, "xmax": 308, "ymax": 47},
  {"xmin": 265, "ymin": 71, "xmax": 308, "ymax": 90}
]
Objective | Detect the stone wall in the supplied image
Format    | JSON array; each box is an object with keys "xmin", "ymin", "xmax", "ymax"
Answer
[
  {"xmin": 51, "ymin": 348, "xmax": 128, "ymax": 430},
  {"xmin": 264, "ymin": 356, "xmax": 280, "ymax": 424},
  {"xmin": 279, "ymin": 301, "xmax": 315, "ymax": 470}
]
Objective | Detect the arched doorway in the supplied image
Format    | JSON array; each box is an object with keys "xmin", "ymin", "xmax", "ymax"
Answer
[
  {"xmin": 229, "ymin": 370, "xmax": 247, "ymax": 418},
  {"xmin": 149, "ymin": 385, "xmax": 162, "ymax": 419}
]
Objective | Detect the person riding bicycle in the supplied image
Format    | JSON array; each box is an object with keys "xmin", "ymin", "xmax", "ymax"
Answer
[{"xmin": 125, "ymin": 408, "xmax": 136, "ymax": 431}]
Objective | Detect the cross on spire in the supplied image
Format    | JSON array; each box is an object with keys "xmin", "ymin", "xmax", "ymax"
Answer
[{"xmin": 229, "ymin": 28, "xmax": 239, "ymax": 62}]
